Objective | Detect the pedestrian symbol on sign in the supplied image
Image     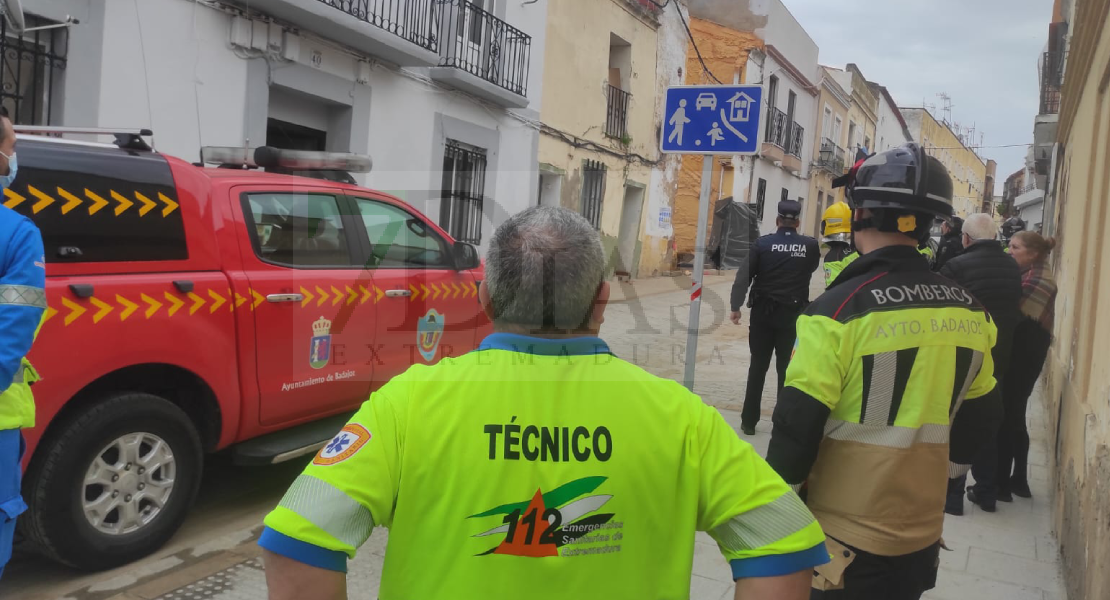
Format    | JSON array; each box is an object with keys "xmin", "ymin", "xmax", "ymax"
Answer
[{"xmin": 668, "ymin": 99, "xmax": 691, "ymax": 146}]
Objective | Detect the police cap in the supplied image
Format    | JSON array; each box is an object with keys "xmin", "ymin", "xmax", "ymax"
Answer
[{"xmin": 778, "ymin": 199, "xmax": 802, "ymax": 219}]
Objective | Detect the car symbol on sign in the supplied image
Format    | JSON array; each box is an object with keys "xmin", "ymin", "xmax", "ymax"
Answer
[{"xmin": 695, "ymin": 93, "xmax": 717, "ymax": 111}]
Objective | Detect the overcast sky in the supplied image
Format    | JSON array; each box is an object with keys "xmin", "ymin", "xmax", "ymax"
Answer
[{"xmin": 781, "ymin": 0, "xmax": 1051, "ymax": 188}]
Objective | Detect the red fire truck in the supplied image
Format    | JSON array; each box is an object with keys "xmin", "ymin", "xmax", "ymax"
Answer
[{"xmin": 8, "ymin": 129, "xmax": 490, "ymax": 569}]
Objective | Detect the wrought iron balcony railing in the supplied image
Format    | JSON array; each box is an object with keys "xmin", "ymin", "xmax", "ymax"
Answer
[
  {"xmin": 438, "ymin": 0, "xmax": 532, "ymax": 96},
  {"xmin": 315, "ymin": 0, "xmax": 440, "ymax": 51},
  {"xmin": 1039, "ymin": 50, "xmax": 1066, "ymax": 114},
  {"xmin": 816, "ymin": 138, "xmax": 845, "ymax": 173},
  {"xmin": 765, "ymin": 107, "xmax": 787, "ymax": 147},
  {"xmin": 787, "ymin": 122, "xmax": 804, "ymax": 158},
  {"xmin": 605, "ymin": 84, "xmax": 631, "ymax": 140}
]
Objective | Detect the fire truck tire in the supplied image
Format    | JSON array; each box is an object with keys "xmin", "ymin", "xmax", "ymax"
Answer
[{"xmin": 21, "ymin": 392, "xmax": 204, "ymax": 570}]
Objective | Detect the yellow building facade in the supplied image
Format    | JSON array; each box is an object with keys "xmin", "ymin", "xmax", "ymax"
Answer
[
  {"xmin": 1041, "ymin": 0, "xmax": 1110, "ymax": 598},
  {"xmin": 827, "ymin": 65, "xmax": 878, "ymax": 161},
  {"xmin": 900, "ymin": 108, "xmax": 987, "ymax": 219},
  {"xmin": 536, "ymin": 0, "xmax": 664, "ymax": 277},
  {"xmin": 807, "ymin": 69, "xmax": 852, "ymax": 239}
]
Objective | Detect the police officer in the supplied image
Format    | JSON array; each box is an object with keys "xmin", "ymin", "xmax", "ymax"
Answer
[
  {"xmin": 932, "ymin": 215, "xmax": 964, "ymax": 272},
  {"xmin": 766, "ymin": 144, "xmax": 1002, "ymax": 599},
  {"xmin": 730, "ymin": 199, "xmax": 819, "ymax": 435},
  {"xmin": 0, "ymin": 107, "xmax": 46, "ymax": 580},
  {"xmin": 820, "ymin": 201, "xmax": 855, "ymax": 287}
]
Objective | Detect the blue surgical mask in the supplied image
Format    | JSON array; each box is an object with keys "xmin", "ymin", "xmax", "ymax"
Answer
[{"xmin": 0, "ymin": 152, "xmax": 16, "ymax": 190}]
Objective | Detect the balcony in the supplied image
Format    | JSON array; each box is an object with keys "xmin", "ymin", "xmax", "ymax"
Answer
[
  {"xmin": 256, "ymin": 0, "xmax": 442, "ymax": 67},
  {"xmin": 783, "ymin": 122, "xmax": 804, "ymax": 173},
  {"xmin": 1039, "ymin": 50, "xmax": 1066, "ymax": 115},
  {"xmin": 761, "ymin": 107, "xmax": 787, "ymax": 163},
  {"xmin": 815, "ymin": 138, "xmax": 846, "ymax": 174},
  {"xmin": 429, "ymin": 0, "xmax": 533, "ymax": 108},
  {"xmin": 605, "ymin": 84, "xmax": 632, "ymax": 140}
]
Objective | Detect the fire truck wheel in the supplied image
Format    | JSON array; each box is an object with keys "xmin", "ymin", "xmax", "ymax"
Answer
[{"xmin": 21, "ymin": 392, "xmax": 204, "ymax": 570}]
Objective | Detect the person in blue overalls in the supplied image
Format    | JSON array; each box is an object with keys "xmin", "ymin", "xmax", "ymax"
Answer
[
  {"xmin": 729, "ymin": 200, "xmax": 819, "ymax": 435},
  {"xmin": 0, "ymin": 107, "xmax": 47, "ymax": 580}
]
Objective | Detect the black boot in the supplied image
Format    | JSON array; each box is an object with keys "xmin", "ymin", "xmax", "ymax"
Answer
[
  {"xmin": 945, "ymin": 478, "xmax": 965, "ymax": 516},
  {"xmin": 1011, "ymin": 479, "xmax": 1032, "ymax": 498},
  {"xmin": 967, "ymin": 486, "xmax": 996, "ymax": 512}
]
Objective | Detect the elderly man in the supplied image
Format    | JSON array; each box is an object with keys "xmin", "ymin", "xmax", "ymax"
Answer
[
  {"xmin": 259, "ymin": 207, "xmax": 828, "ymax": 600},
  {"xmin": 939, "ymin": 213, "xmax": 1023, "ymax": 513}
]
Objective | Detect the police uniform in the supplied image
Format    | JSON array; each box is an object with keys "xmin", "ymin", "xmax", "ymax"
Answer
[
  {"xmin": 261, "ymin": 333, "xmax": 829, "ymax": 599},
  {"xmin": 731, "ymin": 200, "xmax": 819, "ymax": 433},
  {"xmin": 0, "ymin": 201, "xmax": 46, "ymax": 579},
  {"xmin": 765, "ymin": 144, "xmax": 1002, "ymax": 599}
]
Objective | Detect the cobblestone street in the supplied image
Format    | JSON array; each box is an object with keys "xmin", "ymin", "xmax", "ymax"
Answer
[{"xmin": 6, "ymin": 273, "xmax": 1065, "ymax": 600}]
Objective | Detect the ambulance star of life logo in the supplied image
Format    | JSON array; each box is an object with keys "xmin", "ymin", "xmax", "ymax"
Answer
[
  {"xmin": 313, "ymin": 424, "xmax": 371, "ymax": 466},
  {"xmin": 309, "ymin": 316, "xmax": 332, "ymax": 370},
  {"xmin": 468, "ymin": 476, "xmax": 622, "ymax": 558}
]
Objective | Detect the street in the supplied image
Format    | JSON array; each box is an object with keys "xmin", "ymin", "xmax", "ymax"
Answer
[{"xmin": 3, "ymin": 273, "xmax": 1065, "ymax": 600}]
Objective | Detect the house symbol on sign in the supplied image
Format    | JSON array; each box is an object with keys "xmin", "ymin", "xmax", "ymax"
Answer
[{"xmin": 727, "ymin": 91, "xmax": 755, "ymax": 122}]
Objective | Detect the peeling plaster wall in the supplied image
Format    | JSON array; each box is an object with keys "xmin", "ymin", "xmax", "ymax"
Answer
[{"xmin": 1041, "ymin": 3, "xmax": 1110, "ymax": 597}]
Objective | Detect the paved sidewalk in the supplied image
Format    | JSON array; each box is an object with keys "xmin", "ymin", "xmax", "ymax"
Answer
[{"xmin": 17, "ymin": 273, "xmax": 1066, "ymax": 600}]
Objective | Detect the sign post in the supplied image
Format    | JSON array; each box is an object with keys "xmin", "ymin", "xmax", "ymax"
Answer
[{"xmin": 660, "ymin": 84, "xmax": 764, "ymax": 391}]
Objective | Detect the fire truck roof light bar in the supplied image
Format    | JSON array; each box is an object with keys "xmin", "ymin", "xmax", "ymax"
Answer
[
  {"xmin": 200, "ymin": 146, "xmax": 373, "ymax": 174},
  {"xmin": 13, "ymin": 126, "xmax": 153, "ymax": 137}
]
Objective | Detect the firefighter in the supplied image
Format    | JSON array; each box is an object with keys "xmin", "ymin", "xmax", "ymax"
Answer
[
  {"xmin": 820, "ymin": 201, "xmax": 855, "ymax": 287},
  {"xmin": 729, "ymin": 199, "xmax": 820, "ymax": 435},
  {"xmin": 0, "ymin": 107, "xmax": 46, "ymax": 580},
  {"xmin": 766, "ymin": 143, "xmax": 1003, "ymax": 599}
]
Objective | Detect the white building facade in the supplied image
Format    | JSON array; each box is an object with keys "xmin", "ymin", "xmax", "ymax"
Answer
[
  {"xmin": 16, "ymin": 0, "xmax": 548, "ymax": 252},
  {"xmin": 870, "ymin": 83, "xmax": 911, "ymax": 153}
]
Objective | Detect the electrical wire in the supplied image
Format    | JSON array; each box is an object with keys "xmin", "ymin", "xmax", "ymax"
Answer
[{"xmin": 646, "ymin": 0, "xmax": 722, "ymax": 84}]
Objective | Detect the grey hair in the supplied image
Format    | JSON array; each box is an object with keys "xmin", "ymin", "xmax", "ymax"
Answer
[
  {"xmin": 963, "ymin": 213, "xmax": 995, "ymax": 241},
  {"xmin": 485, "ymin": 206, "xmax": 605, "ymax": 331}
]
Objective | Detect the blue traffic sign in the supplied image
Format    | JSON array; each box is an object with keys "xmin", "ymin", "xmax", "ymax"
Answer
[{"xmin": 660, "ymin": 85, "xmax": 764, "ymax": 155}]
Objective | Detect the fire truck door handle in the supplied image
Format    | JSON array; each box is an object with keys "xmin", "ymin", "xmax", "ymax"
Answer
[
  {"xmin": 173, "ymin": 280, "xmax": 194, "ymax": 293},
  {"xmin": 266, "ymin": 293, "xmax": 304, "ymax": 303},
  {"xmin": 384, "ymin": 289, "xmax": 412, "ymax": 298}
]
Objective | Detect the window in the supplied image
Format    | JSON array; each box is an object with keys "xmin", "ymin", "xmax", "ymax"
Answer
[
  {"xmin": 817, "ymin": 191, "xmax": 824, "ymax": 209},
  {"xmin": 581, "ymin": 159, "xmax": 607, "ymax": 229},
  {"xmin": 440, "ymin": 140, "xmax": 487, "ymax": 244},
  {"xmin": 848, "ymin": 121, "xmax": 857, "ymax": 150},
  {"xmin": 246, "ymin": 193, "xmax": 354, "ymax": 267},
  {"xmin": 864, "ymin": 136, "xmax": 871, "ymax": 152},
  {"xmin": 781, "ymin": 188, "xmax": 790, "ymax": 207},
  {"xmin": 768, "ymin": 76, "xmax": 778, "ymax": 110},
  {"xmin": 822, "ymin": 106, "xmax": 833, "ymax": 140},
  {"xmin": 0, "ymin": 15, "xmax": 67, "ymax": 125},
  {"xmin": 786, "ymin": 90, "xmax": 797, "ymax": 127},
  {"xmin": 833, "ymin": 116, "xmax": 843, "ymax": 145},
  {"xmin": 606, "ymin": 33, "xmax": 632, "ymax": 139},
  {"xmin": 355, "ymin": 199, "xmax": 450, "ymax": 268},
  {"xmin": 756, "ymin": 178, "xmax": 767, "ymax": 220}
]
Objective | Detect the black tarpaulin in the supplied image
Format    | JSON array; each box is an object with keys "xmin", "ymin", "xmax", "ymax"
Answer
[{"xmin": 708, "ymin": 197, "xmax": 759, "ymax": 269}]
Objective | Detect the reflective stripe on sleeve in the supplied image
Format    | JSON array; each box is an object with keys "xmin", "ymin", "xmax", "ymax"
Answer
[
  {"xmin": 710, "ymin": 491, "xmax": 816, "ymax": 552},
  {"xmin": 823, "ymin": 420, "xmax": 950, "ymax": 448},
  {"xmin": 0, "ymin": 285, "xmax": 46, "ymax": 308},
  {"xmin": 277, "ymin": 475, "xmax": 375, "ymax": 549}
]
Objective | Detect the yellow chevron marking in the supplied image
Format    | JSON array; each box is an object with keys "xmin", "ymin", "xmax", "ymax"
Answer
[
  {"xmin": 86, "ymin": 189, "xmax": 109, "ymax": 215},
  {"xmin": 315, "ymin": 286, "xmax": 329, "ymax": 307},
  {"xmin": 116, "ymin": 294, "xmax": 139, "ymax": 321},
  {"xmin": 208, "ymin": 289, "xmax": 227, "ymax": 313},
  {"xmin": 330, "ymin": 286, "xmax": 343, "ymax": 307},
  {"xmin": 28, "ymin": 186, "xmax": 55, "ymax": 214},
  {"xmin": 346, "ymin": 286, "xmax": 357, "ymax": 306},
  {"xmin": 61, "ymin": 297, "xmax": 86, "ymax": 326},
  {"xmin": 57, "ymin": 188, "xmax": 82, "ymax": 215},
  {"xmin": 159, "ymin": 193, "xmax": 179, "ymax": 217},
  {"xmin": 3, "ymin": 188, "xmax": 25, "ymax": 209},
  {"xmin": 188, "ymin": 291, "xmax": 206, "ymax": 315},
  {"xmin": 135, "ymin": 192, "xmax": 157, "ymax": 217},
  {"xmin": 359, "ymin": 284, "xmax": 371, "ymax": 304},
  {"xmin": 140, "ymin": 293, "xmax": 163, "ymax": 319},
  {"xmin": 89, "ymin": 296, "xmax": 114, "ymax": 323},
  {"xmin": 111, "ymin": 190, "xmax": 134, "ymax": 216},
  {"xmin": 300, "ymin": 286, "xmax": 314, "ymax": 308},
  {"xmin": 252, "ymin": 289, "xmax": 265, "ymax": 310},
  {"xmin": 164, "ymin": 291, "xmax": 185, "ymax": 317},
  {"xmin": 43, "ymin": 305, "xmax": 58, "ymax": 324}
]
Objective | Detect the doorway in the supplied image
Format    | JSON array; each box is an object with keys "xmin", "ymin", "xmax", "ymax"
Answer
[
  {"xmin": 266, "ymin": 119, "xmax": 327, "ymax": 151},
  {"xmin": 616, "ymin": 185, "xmax": 645, "ymax": 277}
]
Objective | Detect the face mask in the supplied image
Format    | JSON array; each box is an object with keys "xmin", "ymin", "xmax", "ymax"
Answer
[{"xmin": 0, "ymin": 152, "xmax": 17, "ymax": 190}]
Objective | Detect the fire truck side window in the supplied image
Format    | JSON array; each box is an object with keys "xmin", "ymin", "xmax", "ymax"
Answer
[
  {"xmin": 246, "ymin": 193, "xmax": 355, "ymax": 267},
  {"xmin": 354, "ymin": 198, "xmax": 450, "ymax": 269}
]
